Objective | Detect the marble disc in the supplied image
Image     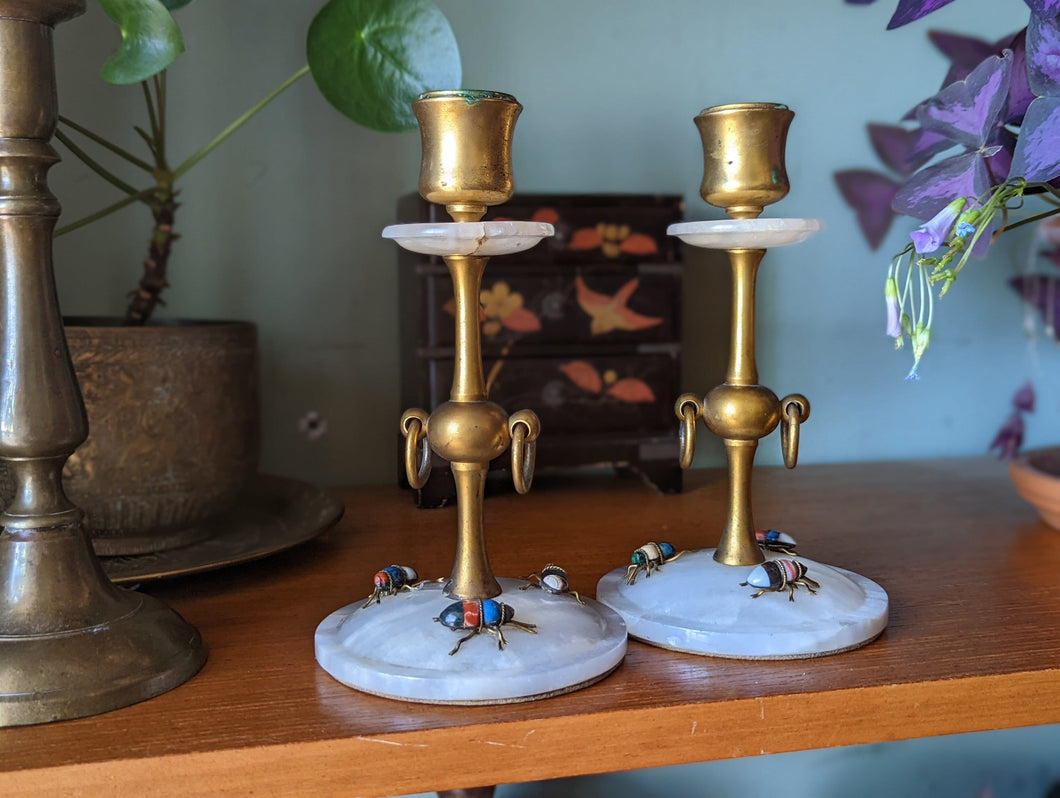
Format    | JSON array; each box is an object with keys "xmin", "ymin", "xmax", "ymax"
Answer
[
  {"xmin": 315, "ymin": 578, "xmax": 627, "ymax": 704},
  {"xmin": 667, "ymin": 218, "xmax": 822, "ymax": 249},
  {"xmin": 382, "ymin": 221, "xmax": 554, "ymax": 257},
  {"xmin": 596, "ymin": 549, "xmax": 887, "ymax": 659}
]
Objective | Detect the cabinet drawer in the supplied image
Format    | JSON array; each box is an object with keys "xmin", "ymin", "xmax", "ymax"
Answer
[
  {"xmin": 427, "ymin": 352, "xmax": 680, "ymax": 435},
  {"xmin": 421, "ymin": 264, "xmax": 681, "ymax": 351}
]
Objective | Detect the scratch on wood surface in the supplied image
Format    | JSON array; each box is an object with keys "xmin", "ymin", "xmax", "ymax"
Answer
[
  {"xmin": 758, "ymin": 697, "xmax": 765, "ymax": 720},
  {"xmin": 481, "ymin": 740, "xmax": 525, "ymax": 749},
  {"xmin": 355, "ymin": 736, "xmax": 428, "ymax": 748},
  {"xmin": 691, "ymin": 721, "xmax": 698, "ymax": 736}
]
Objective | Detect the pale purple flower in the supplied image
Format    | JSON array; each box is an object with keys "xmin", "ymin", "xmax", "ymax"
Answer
[{"xmin": 910, "ymin": 197, "xmax": 966, "ymax": 252}]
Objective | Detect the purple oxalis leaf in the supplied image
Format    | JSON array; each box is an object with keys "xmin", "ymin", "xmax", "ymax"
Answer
[
  {"xmin": 834, "ymin": 170, "xmax": 900, "ymax": 250},
  {"xmin": 1023, "ymin": 0, "xmax": 1060, "ymax": 19},
  {"xmin": 1010, "ymin": 274, "xmax": 1060, "ymax": 338},
  {"xmin": 928, "ymin": 30, "xmax": 1001, "ymax": 85},
  {"xmin": 915, "ymin": 52, "xmax": 1012, "ymax": 147},
  {"xmin": 1027, "ymin": 9, "xmax": 1060, "ymax": 97},
  {"xmin": 989, "ymin": 411, "xmax": 1025, "ymax": 460},
  {"xmin": 1004, "ymin": 29, "xmax": 1035, "ymax": 124},
  {"xmin": 893, "ymin": 150, "xmax": 990, "ymax": 219},
  {"xmin": 1009, "ymin": 96, "xmax": 1060, "ymax": 183},
  {"xmin": 1012, "ymin": 380, "xmax": 1036, "ymax": 412},
  {"xmin": 886, "ymin": 0, "xmax": 956, "ymax": 29},
  {"xmin": 868, "ymin": 123, "xmax": 952, "ymax": 176}
]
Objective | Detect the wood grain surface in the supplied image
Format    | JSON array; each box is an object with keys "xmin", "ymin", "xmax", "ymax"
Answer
[{"xmin": 2, "ymin": 458, "xmax": 1059, "ymax": 796}]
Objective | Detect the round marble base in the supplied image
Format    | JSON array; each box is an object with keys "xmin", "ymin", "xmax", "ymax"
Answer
[
  {"xmin": 596, "ymin": 549, "xmax": 887, "ymax": 659},
  {"xmin": 315, "ymin": 578, "xmax": 627, "ymax": 704},
  {"xmin": 382, "ymin": 221, "xmax": 554, "ymax": 257},
  {"xmin": 668, "ymin": 218, "xmax": 822, "ymax": 249}
]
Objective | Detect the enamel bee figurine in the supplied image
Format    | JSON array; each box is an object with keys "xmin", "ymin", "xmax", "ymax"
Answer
[
  {"xmin": 435, "ymin": 599, "xmax": 537, "ymax": 655},
  {"xmin": 362, "ymin": 564, "xmax": 419, "ymax": 608},
  {"xmin": 756, "ymin": 529, "xmax": 798, "ymax": 556},
  {"xmin": 624, "ymin": 542, "xmax": 686, "ymax": 585},
  {"xmin": 521, "ymin": 564, "xmax": 585, "ymax": 604},
  {"xmin": 741, "ymin": 559, "xmax": 820, "ymax": 601}
]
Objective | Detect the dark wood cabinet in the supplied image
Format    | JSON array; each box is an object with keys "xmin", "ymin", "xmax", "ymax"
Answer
[{"xmin": 397, "ymin": 193, "xmax": 686, "ymax": 505}]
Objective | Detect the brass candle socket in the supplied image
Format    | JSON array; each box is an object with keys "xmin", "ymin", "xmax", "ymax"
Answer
[
  {"xmin": 0, "ymin": 0, "xmax": 205, "ymax": 726},
  {"xmin": 400, "ymin": 90, "xmax": 541, "ymax": 600},
  {"xmin": 676, "ymin": 102, "xmax": 809, "ymax": 567}
]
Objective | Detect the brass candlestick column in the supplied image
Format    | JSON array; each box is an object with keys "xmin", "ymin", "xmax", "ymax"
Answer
[
  {"xmin": 597, "ymin": 102, "xmax": 887, "ymax": 660},
  {"xmin": 316, "ymin": 90, "xmax": 628, "ymax": 704},
  {"xmin": 0, "ymin": 0, "xmax": 205, "ymax": 726},
  {"xmin": 400, "ymin": 90, "xmax": 540, "ymax": 601},
  {"xmin": 675, "ymin": 103, "xmax": 810, "ymax": 567}
]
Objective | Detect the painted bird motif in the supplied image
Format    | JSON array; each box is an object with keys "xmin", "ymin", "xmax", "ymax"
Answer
[{"xmin": 574, "ymin": 275, "xmax": 663, "ymax": 336}]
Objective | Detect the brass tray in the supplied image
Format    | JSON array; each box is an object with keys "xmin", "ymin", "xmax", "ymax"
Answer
[{"xmin": 100, "ymin": 475, "xmax": 344, "ymax": 584}]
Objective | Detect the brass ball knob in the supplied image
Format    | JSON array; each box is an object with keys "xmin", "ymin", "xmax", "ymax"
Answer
[
  {"xmin": 701, "ymin": 384, "xmax": 781, "ymax": 442},
  {"xmin": 427, "ymin": 400, "xmax": 511, "ymax": 464}
]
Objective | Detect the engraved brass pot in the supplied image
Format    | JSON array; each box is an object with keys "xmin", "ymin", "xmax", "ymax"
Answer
[{"xmin": 0, "ymin": 319, "xmax": 261, "ymax": 556}]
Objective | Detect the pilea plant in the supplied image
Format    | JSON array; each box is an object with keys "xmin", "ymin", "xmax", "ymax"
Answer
[{"xmin": 58, "ymin": 0, "xmax": 461, "ymax": 325}]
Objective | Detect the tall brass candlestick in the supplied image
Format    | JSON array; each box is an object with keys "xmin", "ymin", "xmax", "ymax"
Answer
[
  {"xmin": 399, "ymin": 91, "xmax": 541, "ymax": 600},
  {"xmin": 675, "ymin": 103, "xmax": 810, "ymax": 567},
  {"xmin": 0, "ymin": 0, "xmax": 205, "ymax": 726}
]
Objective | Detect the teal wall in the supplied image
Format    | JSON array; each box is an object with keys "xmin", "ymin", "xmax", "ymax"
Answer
[
  {"xmin": 50, "ymin": 0, "xmax": 1060, "ymax": 489},
  {"xmin": 50, "ymin": 2, "xmax": 1060, "ymax": 796}
]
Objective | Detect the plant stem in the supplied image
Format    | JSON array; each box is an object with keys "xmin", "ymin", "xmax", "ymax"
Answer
[
  {"xmin": 124, "ymin": 193, "xmax": 178, "ymax": 325},
  {"xmin": 173, "ymin": 64, "xmax": 310, "ymax": 180},
  {"xmin": 58, "ymin": 116, "xmax": 154, "ymax": 172},
  {"xmin": 1001, "ymin": 206, "xmax": 1060, "ymax": 234},
  {"xmin": 54, "ymin": 128, "xmax": 139, "ymax": 196},
  {"xmin": 54, "ymin": 188, "xmax": 160, "ymax": 236}
]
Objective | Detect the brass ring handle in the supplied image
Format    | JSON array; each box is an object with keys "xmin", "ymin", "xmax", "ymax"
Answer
[
  {"xmin": 779, "ymin": 394, "xmax": 810, "ymax": 470},
  {"xmin": 674, "ymin": 393, "xmax": 704, "ymax": 470},
  {"xmin": 400, "ymin": 408, "xmax": 432, "ymax": 489},
  {"xmin": 508, "ymin": 409, "xmax": 541, "ymax": 495}
]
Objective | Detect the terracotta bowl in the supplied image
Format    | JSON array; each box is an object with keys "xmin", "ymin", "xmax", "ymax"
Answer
[{"xmin": 1008, "ymin": 447, "xmax": 1060, "ymax": 530}]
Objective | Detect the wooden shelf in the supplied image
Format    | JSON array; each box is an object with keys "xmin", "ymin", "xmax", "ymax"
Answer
[{"xmin": 3, "ymin": 457, "xmax": 1059, "ymax": 796}]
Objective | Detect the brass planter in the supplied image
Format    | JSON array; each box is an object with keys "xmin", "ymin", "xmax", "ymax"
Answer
[{"xmin": 59, "ymin": 319, "xmax": 260, "ymax": 555}]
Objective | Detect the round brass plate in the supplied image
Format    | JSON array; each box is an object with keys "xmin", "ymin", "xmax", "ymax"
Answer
[{"xmin": 100, "ymin": 475, "xmax": 344, "ymax": 584}]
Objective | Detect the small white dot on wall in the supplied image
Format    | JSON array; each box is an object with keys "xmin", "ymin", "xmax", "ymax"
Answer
[{"xmin": 298, "ymin": 410, "xmax": 328, "ymax": 441}]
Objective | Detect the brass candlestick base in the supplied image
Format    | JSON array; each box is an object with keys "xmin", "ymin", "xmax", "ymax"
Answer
[
  {"xmin": 597, "ymin": 103, "xmax": 888, "ymax": 660},
  {"xmin": 0, "ymin": 0, "xmax": 205, "ymax": 726},
  {"xmin": 315, "ymin": 90, "xmax": 627, "ymax": 704}
]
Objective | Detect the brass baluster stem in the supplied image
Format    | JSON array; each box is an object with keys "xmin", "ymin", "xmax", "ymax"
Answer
[
  {"xmin": 727, "ymin": 249, "xmax": 763, "ymax": 386},
  {"xmin": 447, "ymin": 255, "xmax": 487, "ymax": 403}
]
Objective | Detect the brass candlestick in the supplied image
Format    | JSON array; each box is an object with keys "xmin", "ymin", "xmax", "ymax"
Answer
[
  {"xmin": 315, "ymin": 90, "xmax": 627, "ymax": 704},
  {"xmin": 675, "ymin": 103, "xmax": 810, "ymax": 567},
  {"xmin": 0, "ymin": 0, "xmax": 205, "ymax": 726},
  {"xmin": 597, "ymin": 102, "xmax": 887, "ymax": 660},
  {"xmin": 400, "ymin": 90, "xmax": 541, "ymax": 600}
]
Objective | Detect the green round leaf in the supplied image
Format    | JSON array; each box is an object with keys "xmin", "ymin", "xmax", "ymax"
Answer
[
  {"xmin": 307, "ymin": 0, "xmax": 462, "ymax": 133},
  {"xmin": 98, "ymin": 0, "xmax": 185, "ymax": 85}
]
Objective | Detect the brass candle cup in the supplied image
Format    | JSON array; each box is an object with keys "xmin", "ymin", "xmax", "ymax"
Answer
[
  {"xmin": 414, "ymin": 90, "xmax": 521, "ymax": 223},
  {"xmin": 695, "ymin": 102, "xmax": 793, "ymax": 219}
]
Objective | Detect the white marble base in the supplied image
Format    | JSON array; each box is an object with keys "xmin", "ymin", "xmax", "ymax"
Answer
[
  {"xmin": 668, "ymin": 218, "xmax": 822, "ymax": 249},
  {"xmin": 382, "ymin": 221, "xmax": 554, "ymax": 256},
  {"xmin": 315, "ymin": 578, "xmax": 627, "ymax": 704},
  {"xmin": 596, "ymin": 549, "xmax": 887, "ymax": 659}
]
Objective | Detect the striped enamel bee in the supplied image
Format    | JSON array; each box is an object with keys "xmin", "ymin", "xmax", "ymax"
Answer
[
  {"xmin": 521, "ymin": 564, "xmax": 585, "ymax": 604},
  {"xmin": 756, "ymin": 529, "xmax": 798, "ymax": 556},
  {"xmin": 624, "ymin": 542, "xmax": 686, "ymax": 585},
  {"xmin": 741, "ymin": 559, "xmax": 820, "ymax": 601},
  {"xmin": 362, "ymin": 564, "xmax": 419, "ymax": 608},
  {"xmin": 435, "ymin": 599, "xmax": 538, "ymax": 655}
]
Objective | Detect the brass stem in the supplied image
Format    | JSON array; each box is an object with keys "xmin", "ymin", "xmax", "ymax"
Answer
[
  {"xmin": 715, "ymin": 440, "xmax": 764, "ymax": 565},
  {"xmin": 446, "ymin": 463, "xmax": 501, "ymax": 599},
  {"xmin": 446, "ymin": 255, "xmax": 488, "ymax": 402},
  {"xmin": 727, "ymin": 249, "xmax": 764, "ymax": 386}
]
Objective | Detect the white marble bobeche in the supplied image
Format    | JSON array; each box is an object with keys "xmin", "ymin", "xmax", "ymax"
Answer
[
  {"xmin": 668, "ymin": 217, "xmax": 822, "ymax": 249},
  {"xmin": 597, "ymin": 549, "xmax": 887, "ymax": 659},
  {"xmin": 316, "ymin": 578, "xmax": 627, "ymax": 704},
  {"xmin": 382, "ymin": 220, "xmax": 555, "ymax": 257}
]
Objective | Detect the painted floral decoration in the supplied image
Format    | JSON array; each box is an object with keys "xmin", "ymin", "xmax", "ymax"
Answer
[
  {"xmin": 443, "ymin": 281, "xmax": 541, "ymax": 337},
  {"xmin": 569, "ymin": 222, "xmax": 660, "ymax": 258},
  {"xmin": 574, "ymin": 275, "xmax": 664, "ymax": 336},
  {"xmin": 837, "ymin": 0, "xmax": 1060, "ymax": 384},
  {"xmin": 559, "ymin": 361, "xmax": 656, "ymax": 404}
]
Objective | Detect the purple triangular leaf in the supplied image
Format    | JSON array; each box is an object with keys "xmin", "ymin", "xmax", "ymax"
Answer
[
  {"xmin": 984, "ymin": 126, "xmax": 1016, "ymax": 184},
  {"xmin": 1027, "ymin": 10, "xmax": 1060, "ymax": 97},
  {"xmin": 886, "ymin": 0, "xmax": 956, "ymax": 29},
  {"xmin": 1004, "ymin": 29, "xmax": 1035, "ymax": 124},
  {"xmin": 1012, "ymin": 380, "xmax": 1036, "ymax": 412},
  {"xmin": 868, "ymin": 123, "xmax": 931, "ymax": 176},
  {"xmin": 1023, "ymin": 0, "xmax": 1060, "ymax": 19},
  {"xmin": 834, "ymin": 170, "xmax": 900, "ymax": 250},
  {"xmin": 928, "ymin": 30, "xmax": 998, "ymax": 87},
  {"xmin": 915, "ymin": 52, "xmax": 1012, "ymax": 147},
  {"xmin": 892, "ymin": 151, "xmax": 989, "ymax": 219},
  {"xmin": 1010, "ymin": 274, "xmax": 1060, "ymax": 339},
  {"xmin": 1010, "ymin": 96, "xmax": 1060, "ymax": 183}
]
